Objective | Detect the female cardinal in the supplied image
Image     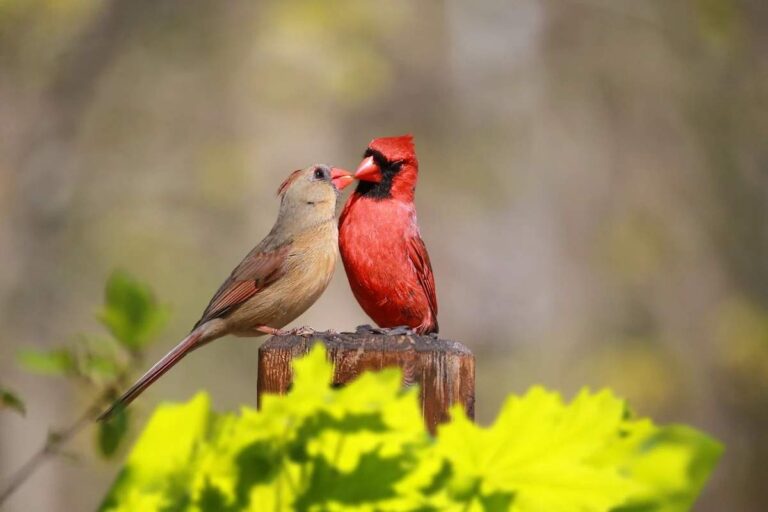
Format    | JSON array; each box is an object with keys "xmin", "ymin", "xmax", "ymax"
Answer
[
  {"xmin": 339, "ymin": 135, "xmax": 438, "ymax": 335},
  {"xmin": 99, "ymin": 164, "xmax": 353, "ymax": 419}
]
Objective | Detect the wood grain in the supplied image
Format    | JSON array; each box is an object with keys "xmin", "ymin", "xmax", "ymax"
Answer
[{"xmin": 257, "ymin": 331, "xmax": 475, "ymax": 434}]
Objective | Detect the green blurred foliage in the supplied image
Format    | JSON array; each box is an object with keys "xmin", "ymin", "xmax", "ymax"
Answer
[
  {"xmin": 601, "ymin": 211, "xmax": 670, "ymax": 286},
  {"xmin": 15, "ymin": 270, "xmax": 168, "ymax": 458},
  {"xmin": 99, "ymin": 407, "xmax": 130, "ymax": 459},
  {"xmin": 713, "ymin": 297, "xmax": 768, "ymax": 406},
  {"xmin": 258, "ymin": 0, "xmax": 401, "ymax": 106},
  {"xmin": 17, "ymin": 348, "xmax": 78, "ymax": 377},
  {"xmin": 18, "ymin": 337, "xmax": 122, "ymax": 385},
  {"xmin": 693, "ymin": 0, "xmax": 743, "ymax": 48},
  {"xmin": 0, "ymin": 386, "xmax": 26, "ymax": 416},
  {"xmin": 576, "ymin": 340, "xmax": 683, "ymax": 416},
  {"xmin": 98, "ymin": 270, "xmax": 170, "ymax": 351},
  {"xmin": 100, "ymin": 345, "xmax": 721, "ymax": 512}
]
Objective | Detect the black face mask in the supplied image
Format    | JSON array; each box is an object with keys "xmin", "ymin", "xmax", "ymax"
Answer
[{"xmin": 355, "ymin": 148, "xmax": 402, "ymax": 200}]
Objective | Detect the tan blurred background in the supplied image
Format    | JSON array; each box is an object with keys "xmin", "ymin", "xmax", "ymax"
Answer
[{"xmin": 1, "ymin": 0, "xmax": 766, "ymax": 510}]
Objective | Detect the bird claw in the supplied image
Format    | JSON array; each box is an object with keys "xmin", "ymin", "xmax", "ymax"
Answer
[
  {"xmin": 257, "ymin": 325, "xmax": 290, "ymax": 336},
  {"xmin": 288, "ymin": 326, "xmax": 317, "ymax": 337},
  {"xmin": 385, "ymin": 325, "xmax": 415, "ymax": 336},
  {"xmin": 355, "ymin": 324, "xmax": 379, "ymax": 334},
  {"xmin": 354, "ymin": 324, "xmax": 415, "ymax": 336}
]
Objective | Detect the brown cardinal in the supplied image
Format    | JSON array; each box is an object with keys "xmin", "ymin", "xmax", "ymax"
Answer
[
  {"xmin": 339, "ymin": 135, "xmax": 438, "ymax": 335},
  {"xmin": 99, "ymin": 164, "xmax": 353, "ymax": 420}
]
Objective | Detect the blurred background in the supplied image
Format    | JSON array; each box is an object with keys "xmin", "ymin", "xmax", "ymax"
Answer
[{"xmin": 0, "ymin": 0, "xmax": 766, "ymax": 510}]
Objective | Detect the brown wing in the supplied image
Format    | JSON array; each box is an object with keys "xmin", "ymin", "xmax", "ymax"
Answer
[
  {"xmin": 193, "ymin": 242, "xmax": 292, "ymax": 328},
  {"xmin": 408, "ymin": 235, "xmax": 438, "ymax": 330}
]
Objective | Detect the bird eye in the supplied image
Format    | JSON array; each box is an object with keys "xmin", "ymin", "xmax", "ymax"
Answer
[{"xmin": 314, "ymin": 168, "xmax": 326, "ymax": 180}]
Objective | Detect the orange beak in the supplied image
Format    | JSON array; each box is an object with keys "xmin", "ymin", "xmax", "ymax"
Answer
[
  {"xmin": 330, "ymin": 167, "xmax": 354, "ymax": 190},
  {"xmin": 354, "ymin": 156, "xmax": 382, "ymax": 183}
]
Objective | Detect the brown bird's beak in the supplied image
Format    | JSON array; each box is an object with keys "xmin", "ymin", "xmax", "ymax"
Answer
[
  {"xmin": 331, "ymin": 167, "xmax": 354, "ymax": 190},
  {"xmin": 354, "ymin": 156, "xmax": 382, "ymax": 183}
]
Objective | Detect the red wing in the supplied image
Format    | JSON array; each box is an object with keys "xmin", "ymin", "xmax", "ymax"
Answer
[
  {"xmin": 408, "ymin": 235, "xmax": 438, "ymax": 326},
  {"xmin": 194, "ymin": 243, "xmax": 292, "ymax": 328}
]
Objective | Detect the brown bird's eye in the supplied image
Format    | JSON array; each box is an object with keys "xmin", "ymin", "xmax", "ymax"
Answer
[{"xmin": 314, "ymin": 168, "xmax": 326, "ymax": 180}]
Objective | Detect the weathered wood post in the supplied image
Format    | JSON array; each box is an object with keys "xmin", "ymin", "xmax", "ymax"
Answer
[{"xmin": 257, "ymin": 330, "xmax": 475, "ymax": 434}]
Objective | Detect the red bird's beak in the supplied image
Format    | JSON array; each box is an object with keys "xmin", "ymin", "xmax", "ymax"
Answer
[
  {"xmin": 330, "ymin": 167, "xmax": 354, "ymax": 190},
  {"xmin": 354, "ymin": 156, "xmax": 382, "ymax": 183}
]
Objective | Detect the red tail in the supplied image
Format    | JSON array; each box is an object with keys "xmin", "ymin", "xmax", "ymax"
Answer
[{"xmin": 98, "ymin": 329, "xmax": 205, "ymax": 421}]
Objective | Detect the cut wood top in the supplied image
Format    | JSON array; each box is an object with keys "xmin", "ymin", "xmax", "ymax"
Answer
[{"xmin": 261, "ymin": 329, "xmax": 472, "ymax": 355}]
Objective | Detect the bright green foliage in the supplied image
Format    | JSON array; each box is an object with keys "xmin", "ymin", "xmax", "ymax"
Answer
[
  {"xmin": 435, "ymin": 391, "xmax": 722, "ymax": 512},
  {"xmin": 0, "ymin": 386, "xmax": 25, "ymax": 415},
  {"xmin": 100, "ymin": 345, "xmax": 721, "ymax": 512},
  {"xmin": 98, "ymin": 270, "xmax": 169, "ymax": 350}
]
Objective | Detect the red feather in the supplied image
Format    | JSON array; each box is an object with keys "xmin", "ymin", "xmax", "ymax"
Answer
[
  {"xmin": 407, "ymin": 235, "xmax": 438, "ymax": 329},
  {"xmin": 368, "ymin": 134, "xmax": 415, "ymax": 163}
]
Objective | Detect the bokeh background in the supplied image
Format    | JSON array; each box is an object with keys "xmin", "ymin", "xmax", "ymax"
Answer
[{"xmin": 1, "ymin": 0, "xmax": 766, "ymax": 510}]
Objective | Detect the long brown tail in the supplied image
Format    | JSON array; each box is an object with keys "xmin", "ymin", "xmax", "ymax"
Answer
[{"xmin": 98, "ymin": 329, "xmax": 205, "ymax": 421}]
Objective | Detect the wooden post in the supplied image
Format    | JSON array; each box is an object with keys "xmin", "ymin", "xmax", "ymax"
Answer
[{"xmin": 257, "ymin": 331, "xmax": 475, "ymax": 434}]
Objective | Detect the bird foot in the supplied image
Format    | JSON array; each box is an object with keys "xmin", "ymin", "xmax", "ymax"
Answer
[
  {"xmin": 386, "ymin": 325, "xmax": 416, "ymax": 336},
  {"xmin": 354, "ymin": 324, "xmax": 415, "ymax": 336},
  {"xmin": 286, "ymin": 325, "xmax": 318, "ymax": 337},
  {"xmin": 257, "ymin": 325, "xmax": 288, "ymax": 336},
  {"xmin": 257, "ymin": 325, "xmax": 320, "ymax": 337}
]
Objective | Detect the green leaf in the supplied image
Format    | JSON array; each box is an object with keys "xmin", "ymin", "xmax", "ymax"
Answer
[
  {"xmin": 100, "ymin": 347, "xmax": 722, "ymax": 512},
  {"xmin": 434, "ymin": 387, "xmax": 640, "ymax": 511},
  {"xmin": 0, "ymin": 387, "xmax": 26, "ymax": 415},
  {"xmin": 98, "ymin": 270, "xmax": 169, "ymax": 349},
  {"xmin": 98, "ymin": 406, "xmax": 129, "ymax": 458},
  {"xmin": 100, "ymin": 392, "xmax": 212, "ymax": 511},
  {"xmin": 17, "ymin": 348, "xmax": 77, "ymax": 376},
  {"xmin": 606, "ymin": 423, "xmax": 723, "ymax": 512},
  {"xmin": 82, "ymin": 351, "xmax": 121, "ymax": 380},
  {"xmin": 294, "ymin": 451, "xmax": 411, "ymax": 510},
  {"xmin": 70, "ymin": 335, "xmax": 125, "ymax": 382},
  {"xmin": 235, "ymin": 441, "xmax": 282, "ymax": 503},
  {"xmin": 198, "ymin": 479, "xmax": 230, "ymax": 512}
]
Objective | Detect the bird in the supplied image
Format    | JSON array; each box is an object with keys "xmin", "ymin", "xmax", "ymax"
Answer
[
  {"xmin": 99, "ymin": 164, "xmax": 354, "ymax": 420},
  {"xmin": 338, "ymin": 135, "xmax": 438, "ymax": 335}
]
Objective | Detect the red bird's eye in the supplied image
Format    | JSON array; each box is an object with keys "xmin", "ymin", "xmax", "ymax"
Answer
[{"xmin": 314, "ymin": 168, "xmax": 326, "ymax": 180}]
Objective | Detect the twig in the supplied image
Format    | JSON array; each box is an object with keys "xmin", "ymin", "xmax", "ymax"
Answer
[{"xmin": 0, "ymin": 369, "xmax": 133, "ymax": 506}]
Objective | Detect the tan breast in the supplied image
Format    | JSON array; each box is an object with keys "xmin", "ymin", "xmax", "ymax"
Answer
[{"xmin": 225, "ymin": 220, "xmax": 338, "ymax": 335}]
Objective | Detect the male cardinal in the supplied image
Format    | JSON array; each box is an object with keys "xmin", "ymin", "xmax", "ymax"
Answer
[
  {"xmin": 339, "ymin": 135, "xmax": 438, "ymax": 335},
  {"xmin": 99, "ymin": 164, "xmax": 353, "ymax": 419}
]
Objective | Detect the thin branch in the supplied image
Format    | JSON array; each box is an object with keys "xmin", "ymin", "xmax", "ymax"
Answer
[{"xmin": 0, "ymin": 367, "xmax": 134, "ymax": 506}]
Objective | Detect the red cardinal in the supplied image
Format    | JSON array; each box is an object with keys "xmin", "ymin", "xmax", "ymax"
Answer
[{"xmin": 339, "ymin": 135, "xmax": 438, "ymax": 334}]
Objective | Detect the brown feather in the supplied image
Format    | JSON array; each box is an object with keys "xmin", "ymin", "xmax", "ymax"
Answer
[{"xmin": 193, "ymin": 242, "xmax": 292, "ymax": 328}]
